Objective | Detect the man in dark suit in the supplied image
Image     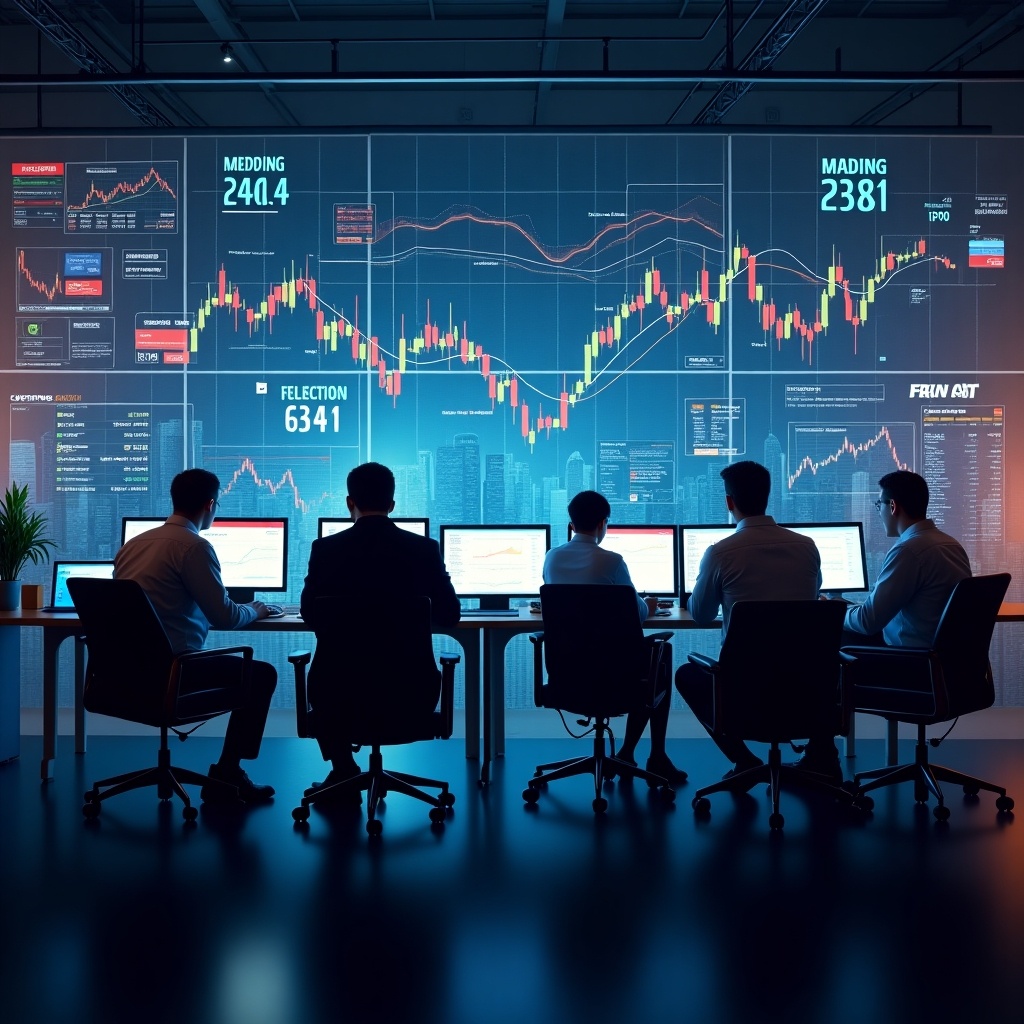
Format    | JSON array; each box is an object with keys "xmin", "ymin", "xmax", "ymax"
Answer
[{"xmin": 299, "ymin": 462, "xmax": 461, "ymax": 788}]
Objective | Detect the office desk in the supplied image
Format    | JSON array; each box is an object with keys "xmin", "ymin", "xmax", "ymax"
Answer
[
  {"xmin": 0, "ymin": 610, "xmax": 482, "ymax": 782},
  {"xmin": 0, "ymin": 609, "xmax": 86, "ymax": 779},
  {"xmin": 6, "ymin": 604, "xmax": 1023, "ymax": 783}
]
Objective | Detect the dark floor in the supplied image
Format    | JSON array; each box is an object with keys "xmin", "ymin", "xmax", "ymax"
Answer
[{"xmin": 1, "ymin": 732, "xmax": 1023, "ymax": 1024}]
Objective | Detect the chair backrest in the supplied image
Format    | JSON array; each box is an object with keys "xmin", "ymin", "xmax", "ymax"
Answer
[
  {"xmin": 68, "ymin": 577, "xmax": 176, "ymax": 722},
  {"xmin": 305, "ymin": 594, "xmax": 444, "ymax": 743},
  {"xmin": 714, "ymin": 600, "xmax": 848, "ymax": 742},
  {"xmin": 931, "ymin": 573, "xmax": 1010, "ymax": 718},
  {"xmin": 537, "ymin": 584, "xmax": 649, "ymax": 717}
]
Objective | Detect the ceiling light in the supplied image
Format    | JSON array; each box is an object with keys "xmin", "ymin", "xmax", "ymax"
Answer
[{"xmin": 221, "ymin": 43, "xmax": 233, "ymax": 64}]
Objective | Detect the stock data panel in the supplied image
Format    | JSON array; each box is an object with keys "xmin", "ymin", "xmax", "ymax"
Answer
[{"xmin": 2, "ymin": 131, "xmax": 1022, "ymax": 703}]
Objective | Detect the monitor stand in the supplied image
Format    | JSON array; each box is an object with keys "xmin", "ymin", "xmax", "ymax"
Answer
[{"xmin": 227, "ymin": 587, "xmax": 255, "ymax": 604}]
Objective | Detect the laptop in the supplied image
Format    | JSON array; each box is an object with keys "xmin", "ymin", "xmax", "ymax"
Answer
[{"xmin": 42, "ymin": 560, "xmax": 115, "ymax": 612}]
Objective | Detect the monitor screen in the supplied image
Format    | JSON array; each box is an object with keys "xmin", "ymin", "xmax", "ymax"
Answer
[
  {"xmin": 121, "ymin": 515, "xmax": 288, "ymax": 597},
  {"xmin": 678, "ymin": 524, "xmax": 735, "ymax": 594},
  {"xmin": 568, "ymin": 524, "xmax": 678, "ymax": 597},
  {"xmin": 121, "ymin": 516, "xmax": 165, "ymax": 546},
  {"xmin": 318, "ymin": 516, "xmax": 429, "ymax": 539},
  {"xmin": 440, "ymin": 524, "xmax": 550, "ymax": 610},
  {"xmin": 779, "ymin": 522, "xmax": 869, "ymax": 593}
]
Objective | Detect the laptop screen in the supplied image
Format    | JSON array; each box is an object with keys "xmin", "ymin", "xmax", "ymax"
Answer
[{"xmin": 49, "ymin": 561, "xmax": 115, "ymax": 610}]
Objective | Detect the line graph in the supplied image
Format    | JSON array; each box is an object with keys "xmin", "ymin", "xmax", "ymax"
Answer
[
  {"xmin": 65, "ymin": 160, "xmax": 178, "ymax": 232},
  {"xmin": 210, "ymin": 453, "xmax": 336, "ymax": 516},
  {"xmin": 17, "ymin": 247, "xmax": 113, "ymax": 312},
  {"xmin": 191, "ymin": 215, "xmax": 955, "ymax": 452},
  {"xmin": 787, "ymin": 423, "xmax": 913, "ymax": 491}
]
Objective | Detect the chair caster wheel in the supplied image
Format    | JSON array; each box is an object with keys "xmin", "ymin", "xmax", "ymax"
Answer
[
  {"xmin": 856, "ymin": 795, "xmax": 874, "ymax": 813},
  {"xmin": 440, "ymin": 791, "xmax": 456, "ymax": 808},
  {"xmin": 292, "ymin": 805, "xmax": 310, "ymax": 822},
  {"xmin": 768, "ymin": 812, "xmax": 785, "ymax": 830},
  {"xmin": 82, "ymin": 801, "xmax": 100, "ymax": 819},
  {"xmin": 933, "ymin": 804, "xmax": 951, "ymax": 822},
  {"xmin": 366, "ymin": 819, "xmax": 383, "ymax": 837},
  {"xmin": 996, "ymin": 795, "xmax": 1014, "ymax": 813},
  {"xmin": 84, "ymin": 790, "xmax": 97, "ymax": 803},
  {"xmin": 963, "ymin": 784, "xmax": 980, "ymax": 797},
  {"xmin": 592, "ymin": 797, "xmax": 608, "ymax": 814},
  {"xmin": 523, "ymin": 786, "xmax": 540, "ymax": 804},
  {"xmin": 660, "ymin": 786, "xmax": 676, "ymax": 804},
  {"xmin": 428, "ymin": 807, "xmax": 446, "ymax": 825},
  {"xmin": 182, "ymin": 805, "xmax": 198, "ymax": 822},
  {"xmin": 692, "ymin": 796, "xmax": 711, "ymax": 815}
]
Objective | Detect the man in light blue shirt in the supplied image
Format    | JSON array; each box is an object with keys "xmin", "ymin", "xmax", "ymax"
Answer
[
  {"xmin": 543, "ymin": 490, "xmax": 686, "ymax": 784},
  {"xmin": 115, "ymin": 468, "xmax": 278, "ymax": 804},
  {"xmin": 676, "ymin": 462, "xmax": 824, "ymax": 779},
  {"xmin": 843, "ymin": 470, "xmax": 971, "ymax": 647}
]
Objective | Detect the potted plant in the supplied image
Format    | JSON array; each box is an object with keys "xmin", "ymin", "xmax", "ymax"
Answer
[{"xmin": 0, "ymin": 482, "xmax": 57, "ymax": 611}]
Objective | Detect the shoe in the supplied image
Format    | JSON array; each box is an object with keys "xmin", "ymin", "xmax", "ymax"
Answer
[
  {"xmin": 721, "ymin": 758, "xmax": 765, "ymax": 791},
  {"xmin": 201, "ymin": 763, "xmax": 275, "ymax": 805},
  {"xmin": 646, "ymin": 752, "xmax": 688, "ymax": 785},
  {"xmin": 789, "ymin": 754, "xmax": 844, "ymax": 786}
]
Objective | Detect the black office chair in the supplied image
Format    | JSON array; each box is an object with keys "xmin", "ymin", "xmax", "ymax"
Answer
[
  {"xmin": 522, "ymin": 584, "xmax": 676, "ymax": 814},
  {"xmin": 688, "ymin": 600, "xmax": 864, "ymax": 830},
  {"xmin": 68, "ymin": 577, "xmax": 252, "ymax": 822},
  {"xmin": 845, "ymin": 572, "xmax": 1015, "ymax": 822},
  {"xmin": 289, "ymin": 595, "xmax": 460, "ymax": 836}
]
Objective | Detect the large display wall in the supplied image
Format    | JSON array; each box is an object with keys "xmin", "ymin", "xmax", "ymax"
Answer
[{"xmin": 4, "ymin": 131, "xmax": 1023, "ymax": 708}]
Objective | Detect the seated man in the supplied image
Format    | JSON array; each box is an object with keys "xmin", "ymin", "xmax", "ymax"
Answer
[
  {"xmin": 842, "ymin": 470, "xmax": 971, "ymax": 647},
  {"xmin": 114, "ymin": 468, "xmax": 277, "ymax": 804},
  {"xmin": 674, "ymin": 461, "xmax": 826, "ymax": 779},
  {"xmin": 542, "ymin": 489, "xmax": 687, "ymax": 785},
  {"xmin": 300, "ymin": 462, "xmax": 462, "ymax": 793}
]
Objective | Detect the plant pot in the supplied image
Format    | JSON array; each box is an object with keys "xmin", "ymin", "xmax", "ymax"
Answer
[{"xmin": 0, "ymin": 580, "xmax": 21, "ymax": 611}]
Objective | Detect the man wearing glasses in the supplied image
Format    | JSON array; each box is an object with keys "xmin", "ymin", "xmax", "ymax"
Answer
[{"xmin": 844, "ymin": 470, "xmax": 971, "ymax": 647}]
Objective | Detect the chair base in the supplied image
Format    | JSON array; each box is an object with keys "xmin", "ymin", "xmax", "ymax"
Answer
[
  {"xmin": 692, "ymin": 744, "xmax": 865, "ymax": 830},
  {"xmin": 82, "ymin": 742, "xmax": 237, "ymax": 823},
  {"xmin": 853, "ymin": 727, "xmax": 1014, "ymax": 821},
  {"xmin": 523, "ymin": 721, "xmax": 675, "ymax": 814},
  {"xmin": 292, "ymin": 748, "xmax": 453, "ymax": 835}
]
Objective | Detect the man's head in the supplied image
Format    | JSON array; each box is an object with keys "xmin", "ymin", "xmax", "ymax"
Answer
[
  {"xmin": 567, "ymin": 490, "xmax": 611, "ymax": 536},
  {"xmin": 720, "ymin": 460, "xmax": 771, "ymax": 518},
  {"xmin": 346, "ymin": 462, "xmax": 396, "ymax": 517},
  {"xmin": 170, "ymin": 468, "xmax": 220, "ymax": 528},
  {"xmin": 877, "ymin": 470, "xmax": 929, "ymax": 536}
]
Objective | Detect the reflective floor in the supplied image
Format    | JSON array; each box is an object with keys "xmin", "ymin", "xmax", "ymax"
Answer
[{"xmin": 2, "ymin": 733, "xmax": 1023, "ymax": 1024}]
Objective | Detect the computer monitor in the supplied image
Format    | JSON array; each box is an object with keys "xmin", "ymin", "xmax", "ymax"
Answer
[
  {"xmin": 121, "ymin": 515, "xmax": 288, "ymax": 601},
  {"xmin": 779, "ymin": 522, "xmax": 869, "ymax": 593},
  {"xmin": 121, "ymin": 516, "xmax": 165, "ymax": 546},
  {"xmin": 317, "ymin": 516, "xmax": 429, "ymax": 539},
  {"xmin": 678, "ymin": 523, "xmax": 735, "ymax": 595},
  {"xmin": 567, "ymin": 523, "xmax": 678, "ymax": 597},
  {"xmin": 440, "ymin": 524, "xmax": 551, "ymax": 613}
]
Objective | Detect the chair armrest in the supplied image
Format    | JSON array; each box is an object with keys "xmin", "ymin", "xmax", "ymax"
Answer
[
  {"xmin": 288, "ymin": 650, "xmax": 313, "ymax": 739},
  {"xmin": 840, "ymin": 645, "xmax": 932, "ymax": 659},
  {"xmin": 687, "ymin": 652, "xmax": 718, "ymax": 671},
  {"xmin": 645, "ymin": 631, "xmax": 673, "ymax": 643},
  {"xmin": 840, "ymin": 645, "xmax": 944, "ymax": 718},
  {"xmin": 438, "ymin": 653, "xmax": 461, "ymax": 739},
  {"xmin": 530, "ymin": 632, "xmax": 545, "ymax": 707},
  {"xmin": 168, "ymin": 646, "xmax": 253, "ymax": 719}
]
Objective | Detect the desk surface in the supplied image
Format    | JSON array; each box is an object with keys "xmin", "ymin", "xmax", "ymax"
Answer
[{"xmin": 5, "ymin": 603, "xmax": 1024, "ymax": 628}]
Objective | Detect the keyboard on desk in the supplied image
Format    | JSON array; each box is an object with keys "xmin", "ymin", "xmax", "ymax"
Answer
[{"xmin": 461, "ymin": 608, "xmax": 521, "ymax": 617}]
